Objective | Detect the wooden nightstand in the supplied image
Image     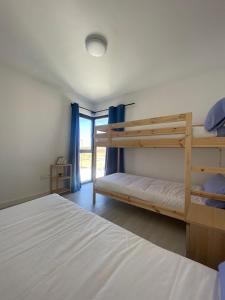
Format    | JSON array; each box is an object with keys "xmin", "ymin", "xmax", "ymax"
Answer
[
  {"xmin": 186, "ymin": 203, "xmax": 225, "ymax": 269},
  {"xmin": 50, "ymin": 164, "xmax": 72, "ymax": 195}
]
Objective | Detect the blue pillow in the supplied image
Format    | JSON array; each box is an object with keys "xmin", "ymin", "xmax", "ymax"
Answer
[
  {"xmin": 218, "ymin": 261, "xmax": 225, "ymax": 300},
  {"xmin": 205, "ymin": 98, "xmax": 225, "ymax": 131},
  {"xmin": 203, "ymin": 174, "xmax": 225, "ymax": 208}
]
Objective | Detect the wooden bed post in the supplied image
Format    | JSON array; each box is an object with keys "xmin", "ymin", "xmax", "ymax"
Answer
[
  {"xmin": 93, "ymin": 128, "xmax": 97, "ymax": 205},
  {"xmin": 184, "ymin": 112, "xmax": 192, "ymax": 219},
  {"xmin": 117, "ymin": 148, "xmax": 120, "ymax": 172}
]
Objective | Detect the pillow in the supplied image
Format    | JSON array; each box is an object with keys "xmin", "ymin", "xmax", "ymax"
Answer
[
  {"xmin": 218, "ymin": 261, "xmax": 225, "ymax": 300},
  {"xmin": 203, "ymin": 174, "xmax": 225, "ymax": 208},
  {"xmin": 205, "ymin": 98, "xmax": 225, "ymax": 131}
]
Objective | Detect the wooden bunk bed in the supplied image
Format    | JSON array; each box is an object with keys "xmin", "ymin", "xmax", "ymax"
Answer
[{"xmin": 93, "ymin": 112, "xmax": 225, "ymax": 222}]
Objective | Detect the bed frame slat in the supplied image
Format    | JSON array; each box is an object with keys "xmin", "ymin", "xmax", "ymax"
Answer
[
  {"xmin": 192, "ymin": 165, "xmax": 225, "ymax": 174},
  {"xmin": 96, "ymin": 126, "xmax": 186, "ymax": 138},
  {"xmin": 191, "ymin": 190, "xmax": 225, "ymax": 202},
  {"xmin": 96, "ymin": 113, "xmax": 186, "ymax": 131}
]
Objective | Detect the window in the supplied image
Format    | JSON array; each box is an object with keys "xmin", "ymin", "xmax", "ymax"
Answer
[
  {"xmin": 79, "ymin": 115, "xmax": 93, "ymax": 183},
  {"xmin": 94, "ymin": 117, "xmax": 108, "ymax": 178}
]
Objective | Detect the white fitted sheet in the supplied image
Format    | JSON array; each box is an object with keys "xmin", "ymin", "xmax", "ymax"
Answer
[
  {"xmin": 192, "ymin": 126, "xmax": 217, "ymax": 137},
  {"xmin": 0, "ymin": 194, "xmax": 218, "ymax": 300},
  {"xmin": 95, "ymin": 173, "xmax": 202, "ymax": 211}
]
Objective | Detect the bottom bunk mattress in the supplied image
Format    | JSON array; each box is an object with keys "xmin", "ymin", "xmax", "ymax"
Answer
[
  {"xmin": 95, "ymin": 173, "xmax": 202, "ymax": 211},
  {"xmin": 0, "ymin": 194, "xmax": 219, "ymax": 300}
]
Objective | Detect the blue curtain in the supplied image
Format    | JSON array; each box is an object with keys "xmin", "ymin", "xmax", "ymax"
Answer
[
  {"xmin": 105, "ymin": 104, "xmax": 125, "ymax": 175},
  {"xmin": 69, "ymin": 103, "xmax": 81, "ymax": 192}
]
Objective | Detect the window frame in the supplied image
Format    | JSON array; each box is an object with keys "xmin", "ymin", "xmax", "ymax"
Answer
[{"xmin": 79, "ymin": 113, "xmax": 108, "ymax": 184}]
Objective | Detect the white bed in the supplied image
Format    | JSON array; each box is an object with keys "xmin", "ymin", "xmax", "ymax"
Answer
[
  {"xmin": 0, "ymin": 194, "xmax": 218, "ymax": 300},
  {"xmin": 95, "ymin": 173, "xmax": 203, "ymax": 211}
]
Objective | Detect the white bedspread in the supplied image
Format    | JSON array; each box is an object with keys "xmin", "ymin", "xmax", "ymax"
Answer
[
  {"xmin": 0, "ymin": 194, "xmax": 218, "ymax": 300},
  {"xmin": 95, "ymin": 173, "xmax": 202, "ymax": 211}
]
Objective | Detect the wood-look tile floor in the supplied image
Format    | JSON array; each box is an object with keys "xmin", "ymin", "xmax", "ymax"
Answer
[{"xmin": 65, "ymin": 183, "xmax": 186, "ymax": 256}]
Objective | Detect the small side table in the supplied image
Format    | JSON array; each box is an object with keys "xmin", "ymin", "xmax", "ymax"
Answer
[
  {"xmin": 50, "ymin": 164, "xmax": 72, "ymax": 195},
  {"xmin": 186, "ymin": 203, "xmax": 225, "ymax": 269}
]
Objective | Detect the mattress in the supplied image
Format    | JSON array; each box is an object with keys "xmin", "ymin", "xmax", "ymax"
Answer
[
  {"xmin": 95, "ymin": 173, "xmax": 202, "ymax": 211},
  {"xmin": 192, "ymin": 126, "xmax": 217, "ymax": 138},
  {"xmin": 0, "ymin": 194, "xmax": 218, "ymax": 300}
]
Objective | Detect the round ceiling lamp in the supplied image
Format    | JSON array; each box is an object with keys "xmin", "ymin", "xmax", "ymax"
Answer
[{"xmin": 85, "ymin": 34, "xmax": 107, "ymax": 57}]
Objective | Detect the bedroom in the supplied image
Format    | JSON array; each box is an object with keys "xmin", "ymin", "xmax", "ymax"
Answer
[{"xmin": 0, "ymin": 0, "xmax": 225, "ymax": 299}]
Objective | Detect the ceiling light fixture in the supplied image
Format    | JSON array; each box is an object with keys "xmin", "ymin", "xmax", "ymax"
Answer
[{"xmin": 85, "ymin": 34, "xmax": 107, "ymax": 57}]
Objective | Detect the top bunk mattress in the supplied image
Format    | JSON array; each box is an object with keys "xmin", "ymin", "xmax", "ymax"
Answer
[
  {"xmin": 95, "ymin": 173, "xmax": 202, "ymax": 211},
  {"xmin": 192, "ymin": 126, "xmax": 217, "ymax": 137},
  {"xmin": 0, "ymin": 194, "xmax": 219, "ymax": 300}
]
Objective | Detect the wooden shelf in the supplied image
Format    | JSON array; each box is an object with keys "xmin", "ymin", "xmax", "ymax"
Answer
[{"xmin": 50, "ymin": 164, "xmax": 72, "ymax": 194}]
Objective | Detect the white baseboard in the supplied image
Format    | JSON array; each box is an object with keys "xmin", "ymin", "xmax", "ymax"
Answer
[{"xmin": 0, "ymin": 191, "xmax": 50, "ymax": 210}]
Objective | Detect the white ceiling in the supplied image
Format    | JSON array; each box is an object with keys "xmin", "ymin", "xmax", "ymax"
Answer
[{"xmin": 0, "ymin": 0, "xmax": 225, "ymax": 103}]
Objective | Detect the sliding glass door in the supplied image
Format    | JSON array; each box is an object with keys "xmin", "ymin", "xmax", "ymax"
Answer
[
  {"xmin": 79, "ymin": 115, "xmax": 93, "ymax": 183},
  {"xmin": 94, "ymin": 117, "xmax": 108, "ymax": 178},
  {"xmin": 79, "ymin": 114, "xmax": 108, "ymax": 183}
]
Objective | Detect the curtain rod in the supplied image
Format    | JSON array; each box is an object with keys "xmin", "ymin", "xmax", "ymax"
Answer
[
  {"xmin": 79, "ymin": 106, "xmax": 95, "ymax": 114},
  {"xmin": 79, "ymin": 102, "xmax": 135, "ymax": 115}
]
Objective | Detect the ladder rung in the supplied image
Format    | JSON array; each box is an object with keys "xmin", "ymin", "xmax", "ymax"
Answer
[
  {"xmin": 191, "ymin": 190, "xmax": 225, "ymax": 202},
  {"xmin": 191, "ymin": 165, "xmax": 225, "ymax": 174}
]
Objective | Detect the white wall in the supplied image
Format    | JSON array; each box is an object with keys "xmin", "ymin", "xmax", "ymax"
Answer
[
  {"xmin": 95, "ymin": 70, "xmax": 225, "ymax": 184},
  {"xmin": 0, "ymin": 64, "xmax": 92, "ymax": 208}
]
